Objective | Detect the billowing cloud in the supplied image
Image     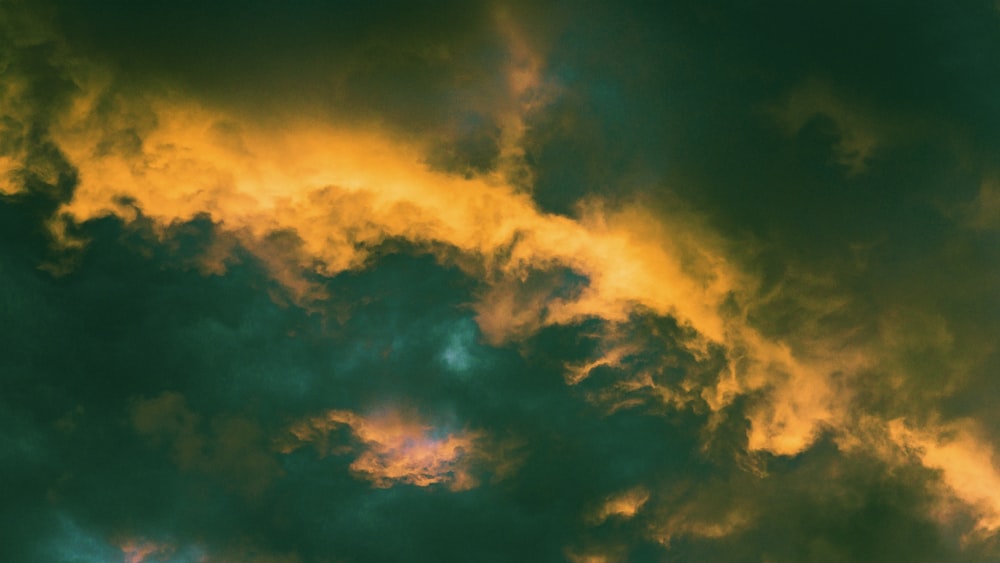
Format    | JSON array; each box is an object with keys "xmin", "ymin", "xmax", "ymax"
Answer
[
  {"xmin": 3, "ymin": 3, "xmax": 898, "ymax": 479},
  {"xmin": 889, "ymin": 418, "xmax": 1000, "ymax": 537},
  {"xmin": 42, "ymin": 77, "xmax": 873, "ymax": 459}
]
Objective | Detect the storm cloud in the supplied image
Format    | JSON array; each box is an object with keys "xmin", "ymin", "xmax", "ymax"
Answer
[{"xmin": 2, "ymin": 1, "xmax": 1000, "ymax": 561}]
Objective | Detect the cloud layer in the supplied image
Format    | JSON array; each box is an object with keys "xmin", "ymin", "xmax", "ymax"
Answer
[{"xmin": 3, "ymin": 1, "xmax": 1000, "ymax": 561}]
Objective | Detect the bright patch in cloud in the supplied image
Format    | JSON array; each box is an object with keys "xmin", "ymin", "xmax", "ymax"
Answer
[
  {"xmin": 889, "ymin": 418, "xmax": 1000, "ymax": 536},
  {"xmin": 119, "ymin": 538, "xmax": 177, "ymax": 563},
  {"xmin": 281, "ymin": 408, "xmax": 496, "ymax": 490},
  {"xmin": 590, "ymin": 486, "xmax": 650, "ymax": 524}
]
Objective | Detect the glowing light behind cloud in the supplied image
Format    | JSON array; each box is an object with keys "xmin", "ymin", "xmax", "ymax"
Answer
[
  {"xmin": 282, "ymin": 408, "xmax": 490, "ymax": 490},
  {"xmin": 119, "ymin": 538, "xmax": 176, "ymax": 563}
]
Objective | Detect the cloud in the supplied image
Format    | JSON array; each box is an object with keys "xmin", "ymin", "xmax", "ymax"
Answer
[
  {"xmin": 4, "ymin": 1, "xmax": 1000, "ymax": 561},
  {"xmin": 959, "ymin": 177, "xmax": 1000, "ymax": 231},
  {"xmin": 129, "ymin": 392, "xmax": 283, "ymax": 496},
  {"xmin": 33, "ymin": 50, "xmax": 869, "ymax": 458},
  {"xmin": 46, "ymin": 88, "xmax": 739, "ymax": 345},
  {"xmin": 279, "ymin": 407, "xmax": 513, "ymax": 491},
  {"xmin": 117, "ymin": 535, "xmax": 306, "ymax": 563},
  {"xmin": 5, "ymin": 4, "xmax": 922, "ymax": 479},
  {"xmin": 888, "ymin": 418, "xmax": 1000, "ymax": 537},
  {"xmin": 770, "ymin": 78, "xmax": 883, "ymax": 174},
  {"xmin": 644, "ymin": 477, "xmax": 754, "ymax": 548},
  {"xmin": 11, "ymin": 2, "xmax": 916, "ymax": 468},
  {"xmin": 589, "ymin": 486, "xmax": 650, "ymax": 525},
  {"xmin": 563, "ymin": 546, "xmax": 627, "ymax": 563},
  {"xmin": 119, "ymin": 538, "xmax": 176, "ymax": 563},
  {"xmin": 0, "ymin": 2, "xmax": 75, "ymax": 200}
]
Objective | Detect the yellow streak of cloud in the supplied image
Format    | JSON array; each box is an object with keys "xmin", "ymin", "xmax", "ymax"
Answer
[
  {"xmin": 590, "ymin": 486, "xmax": 651, "ymax": 525},
  {"xmin": 653, "ymin": 504, "xmax": 751, "ymax": 547},
  {"xmin": 49, "ymin": 86, "xmax": 739, "ymax": 345},
  {"xmin": 889, "ymin": 418, "xmax": 1000, "ymax": 536}
]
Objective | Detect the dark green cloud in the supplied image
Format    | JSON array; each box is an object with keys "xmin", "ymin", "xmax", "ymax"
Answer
[{"xmin": 3, "ymin": 1, "xmax": 1000, "ymax": 561}]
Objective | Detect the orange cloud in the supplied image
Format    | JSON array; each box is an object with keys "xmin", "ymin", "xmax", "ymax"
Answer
[
  {"xmin": 590, "ymin": 486, "xmax": 651, "ymax": 525},
  {"xmin": 650, "ymin": 495, "xmax": 752, "ymax": 547},
  {"xmin": 46, "ymin": 82, "xmax": 866, "ymax": 457},
  {"xmin": 281, "ymin": 408, "xmax": 506, "ymax": 491},
  {"xmin": 889, "ymin": 418, "xmax": 1000, "ymax": 537},
  {"xmin": 566, "ymin": 344, "xmax": 640, "ymax": 387},
  {"xmin": 564, "ymin": 544, "xmax": 628, "ymax": 563},
  {"xmin": 119, "ymin": 538, "xmax": 176, "ymax": 563},
  {"xmin": 739, "ymin": 335, "xmax": 847, "ymax": 456},
  {"xmin": 6, "ymin": 7, "xmax": 887, "ymax": 462},
  {"xmin": 45, "ymin": 60, "xmax": 743, "ymax": 344}
]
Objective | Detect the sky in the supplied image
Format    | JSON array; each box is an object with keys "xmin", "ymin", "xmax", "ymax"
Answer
[{"xmin": 2, "ymin": 1, "xmax": 1000, "ymax": 561}]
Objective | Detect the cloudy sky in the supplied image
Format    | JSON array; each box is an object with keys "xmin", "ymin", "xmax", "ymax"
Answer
[{"xmin": 3, "ymin": 1, "xmax": 1000, "ymax": 561}]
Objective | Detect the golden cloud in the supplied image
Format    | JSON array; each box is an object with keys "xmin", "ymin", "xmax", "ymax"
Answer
[
  {"xmin": 280, "ymin": 408, "xmax": 509, "ymax": 491},
  {"xmin": 589, "ymin": 486, "xmax": 651, "ymax": 525},
  {"xmin": 563, "ymin": 545, "xmax": 628, "ymax": 563},
  {"xmin": 118, "ymin": 538, "xmax": 176, "ymax": 563},
  {"xmin": 7, "ymin": 2, "xmax": 968, "ymax": 488},
  {"xmin": 36, "ymin": 60, "xmax": 864, "ymax": 461},
  {"xmin": 889, "ymin": 418, "xmax": 1000, "ymax": 537}
]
